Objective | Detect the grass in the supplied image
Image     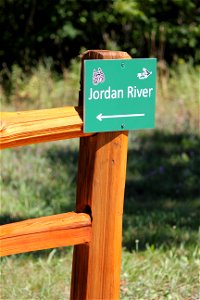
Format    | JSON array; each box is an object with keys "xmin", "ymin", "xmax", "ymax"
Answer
[
  {"xmin": 121, "ymin": 246, "xmax": 199, "ymax": 299},
  {"xmin": 1, "ymin": 249, "xmax": 73, "ymax": 300},
  {"xmin": 1, "ymin": 246, "xmax": 199, "ymax": 300},
  {"xmin": 0, "ymin": 58, "xmax": 80, "ymax": 111},
  {"xmin": 0, "ymin": 60, "xmax": 200, "ymax": 299}
]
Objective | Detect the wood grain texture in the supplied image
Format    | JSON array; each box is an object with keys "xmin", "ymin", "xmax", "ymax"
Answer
[
  {"xmin": 0, "ymin": 106, "xmax": 93, "ymax": 150},
  {"xmin": 0, "ymin": 212, "xmax": 91, "ymax": 256},
  {"xmin": 70, "ymin": 50, "xmax": 130, "ymax": 300}
]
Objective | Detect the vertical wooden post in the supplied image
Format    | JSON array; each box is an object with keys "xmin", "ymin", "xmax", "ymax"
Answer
[{"xmin": 70, "ymin": 50, "xmax": 131, "ymax": 300}]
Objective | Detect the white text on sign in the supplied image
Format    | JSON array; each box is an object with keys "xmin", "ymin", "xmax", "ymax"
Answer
[{"xmin": 88, "ymin": 86, "xmax": 153, "ymax": 100}]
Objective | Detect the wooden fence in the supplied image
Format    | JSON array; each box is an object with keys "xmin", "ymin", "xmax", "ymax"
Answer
[{"xmin": 0, "ymin": 50, "xmax": 131, "ymax": 299}]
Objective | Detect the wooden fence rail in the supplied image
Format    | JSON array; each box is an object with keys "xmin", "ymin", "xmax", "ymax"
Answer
[
  {"xmin": 0, "ymin": 212, "xmax": 91, "ymax": 257},
  {"xmin": 0, "ymin": 50, "xmax": 130, "ymax": 300},
  {"xmin": 0, "ymin": 106, "xmax": 92, "ymax": 150}
]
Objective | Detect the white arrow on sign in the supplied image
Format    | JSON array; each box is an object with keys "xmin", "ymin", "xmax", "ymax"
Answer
[{"xmin": 96, "ymin": 113, "xmax": 145, "ymax": 122}]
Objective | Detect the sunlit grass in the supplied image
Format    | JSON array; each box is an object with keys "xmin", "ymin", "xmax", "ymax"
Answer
[
  {"xmin": 156, "ymin": 62, "xmax": 199, "ymax": 133},
  {"xmin": 1, "ymin": 246, "xmax": 199, "ymax": 299},
  {"xmin": 0, "ymin": 58, "xmax": 80, "ymax": 111},
  {"xmin": 0, "ymin": 249, "xmax": 73, "ymax": 300},
  {"xmin": 121, "ymin": 246, "xmax": 199, "ymax": 299}
]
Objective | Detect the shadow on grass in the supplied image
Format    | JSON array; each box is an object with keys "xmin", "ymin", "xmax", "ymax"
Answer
[
  {"xmin": 1, "ymin": 131, "xmax": 199, "ymax": 255},
  {"xmin": 0, "ymin": 215, "xmax": 26, "ymax": 225},
  {"xmin": 123, "ymin": 130, "xmax": 200, "ymax": 250},
  {"xmin": 40, "ymin": 146, "xmax": 79, "ymax": 214},
  {"xmin": 39, "ymin": 130, "xmax": 200, "ymax": 251}
]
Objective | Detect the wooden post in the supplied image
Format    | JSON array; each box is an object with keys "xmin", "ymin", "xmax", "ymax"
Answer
[{"xmin": 70, "ymin": 50, "xmax": 131, "ymax": 300}]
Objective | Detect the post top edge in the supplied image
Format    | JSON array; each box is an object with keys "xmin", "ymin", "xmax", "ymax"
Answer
[{"xmin": 81, "ymin": 50, "xmax": 131, "ymax": 60}]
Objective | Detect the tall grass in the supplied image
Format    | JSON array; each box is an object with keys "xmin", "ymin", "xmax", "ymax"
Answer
[
  {"xmin": 0, "ymin": 61, "xmax": 199, "ymax": 299},
  {"xmin": 0, "ymin": 58, "xmax": 80, "ymax": 111},
  {"xmin": 156, "ymin": 61, "xmax": 199, "ymax": 133}
]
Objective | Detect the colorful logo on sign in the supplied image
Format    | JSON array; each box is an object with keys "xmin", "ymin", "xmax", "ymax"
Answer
[{"xmin": 92, "ymin": 67, "xmax": 105, "ymax": 85}]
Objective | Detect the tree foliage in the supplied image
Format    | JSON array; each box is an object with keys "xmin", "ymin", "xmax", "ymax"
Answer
[{"xmin": 0, "ymin": 0, "xmax": 199, "ymax": 68}]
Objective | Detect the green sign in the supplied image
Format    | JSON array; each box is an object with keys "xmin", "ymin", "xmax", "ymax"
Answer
[{"xmin": 84, "ymin": 58, "xmax": 156, "ymax": 133}]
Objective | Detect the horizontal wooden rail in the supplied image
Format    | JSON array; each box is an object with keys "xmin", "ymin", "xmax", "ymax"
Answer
[
  {"xmin": 0, "ymin": 212, "xmax": 92, "ymax": 256},
  {"xmin": 0, "ymin": 106, "xmax": 93, "ymax": 150}
]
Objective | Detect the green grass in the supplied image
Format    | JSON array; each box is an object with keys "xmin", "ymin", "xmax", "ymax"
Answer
[
  {"xmin": 0, "ymin": 58, "xmax": 80, "ymax": 111},
  {"xmin": 1, "ymin": 249, "xmax": 73, "ymax": 300},
  {"xmin": 0, "ymin": 61, "xmax": 200, "ymax": 299},
  {"xmin": 1, "ymin": 246, "xmax": 199, "ymax": 300}
]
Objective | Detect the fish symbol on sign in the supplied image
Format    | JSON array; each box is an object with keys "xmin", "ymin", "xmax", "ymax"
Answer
[{"xmin": 137, "ymin": 68, "xmax": 152, "ymax": 80}]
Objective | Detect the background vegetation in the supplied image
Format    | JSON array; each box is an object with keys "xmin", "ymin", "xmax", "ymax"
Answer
[
  {"xmin": 0, "ymin": 0, "xmax": 199, "ymax": 299},
  {"xmin": 0, "ymin": 0, "xmax": 200, "ymax": 69},
  {"xmin": 0, "ymin": 61, "xmax": 199, "ymax": 299}
]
